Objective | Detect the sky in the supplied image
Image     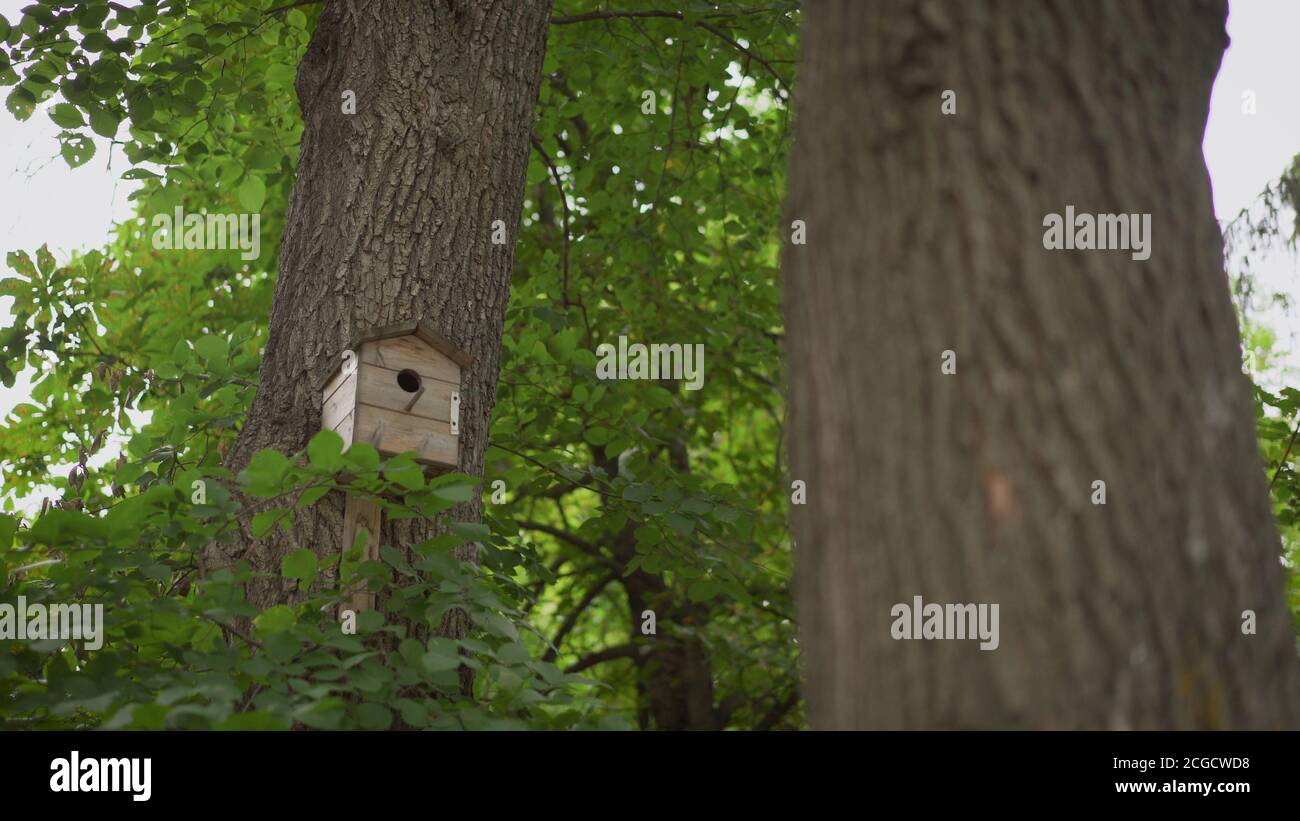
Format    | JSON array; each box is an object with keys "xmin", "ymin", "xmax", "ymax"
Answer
[
  {"xmin": 1202, "ymin": 0, "xmax": 1300, "ymax": 383},
  {"xmin": 2, "ymin": 0, "xmax": 1300, "ymax": 507},
  {"xmin": 1204, "ymin": 0, "xmax": 1300, "ymax": 222}
]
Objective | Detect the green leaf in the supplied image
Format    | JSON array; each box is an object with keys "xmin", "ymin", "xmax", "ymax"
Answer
[
  {"xmin": 237, "ymin": 175, "xmax": 266, "ymax": 211},
  {"xmin": 496, "ymin": 642, "xmax": 530, "ymax": 664},
  {"xmin": 81, "ymin": 31, "xmax": 111, "ymax": 52},
  {"xmin": 633, "ymin": 525, "xmax": 662, "ymax": 547},
  {"xmin": 183, "ymin": 78, "xmax": 206, "ymax": 103},
  {"xmin": 60, "ymin": 136, "xmax": 95, "ymax": 167},
  {"xmin": 423, "ymin": 638, "xmax": 460, "ymax": 673},
  {"xmin": 307, "ymin": 429, "xmax": 345, "ymax": 472},
  {"xmin": 241, "ymin": 449, "xmax": 292, "ymax": 495},
  {"xmin": 48, "ymin": 102, "xmax": 83, "ymax": 128},
  {"xmin": 622, "ymin": 483, "xmax": 654, "ymax": 503},
  {"xmin": 193, "ymin": 334, "xmax": 228, "ymax": 365},
  {"xmin": 296, "ymin": 485, "xmax": 331, "ymax": 507},
  {"xmin": 6, "ymin": 86, "xmax": 36, "ymax": 120},
  {"xmin": 399, "ymin": 638, "xmax": 424, "ymax": 667},
  {"xmin": 281, "ymin": 548, "xmax": 317, "ymax": 581},
  {"xmin": 688, "ymin": 579, "xmax": 724, "ymax": 602},
  {"xmin": 0, "ymin": 514, "xmax": 16, "ymax": 550},
  {"xmin": 296, "ymin": 699, "xmax": 345, "ymax": 730},
  {"xmin": 251, "ymin": 507, "xmax": 288, "ymax": 538},
  {"xmin": 478, "ymin": 612, "xmax": 518, "ymax": 641},
  {"xmin": 343, "ymin": 442, "xmax": 380, "ymax": 472},
  {"xmin": 680, "ymin": 498, "xmax": 713, "ymax": 515},
  {"xmin": 254, "ymin": 605, "xmax": 296, "ymax": 634},
  {"xmin": 355, "ymin": 703, "xmax": 392, "ymax": 730},
  {"xmin": 383, "ymin": 460, "xmax": 424, "ymax": 491},
  {"xmin": 87, "ymin": 105, "xmax": 119, "ymax": 138},
  {"xmin": 714, "ymin": 506, "xmax": 741, "ymax": 523},
  {"xmin": 215, "ymin": 712, "xmax": 289, "ymax": 731},
  {"xmin": 449, "ymin": 521, "xmax": 490, "ymax": 541},
  {"xmin": 244, "ymin": 143, "xmax": 280, "ymax": 170},
  {"xmin": 127, "ymin": 91, "xmax": 154, "ymax": 124},
  {"xmin": 665, "ymin": 513, "xmax": 694, "ymax": 536},
  {"xmin": 380, "ymin": 545, "xmax": 417, "ymax": 577},
  {"xmin": 431, "ymin": 482, "xmax": 475, "ymax": 503},
  {"xmin": 395, "ymin": 699, "xmax": 430, "ymax": 728}
]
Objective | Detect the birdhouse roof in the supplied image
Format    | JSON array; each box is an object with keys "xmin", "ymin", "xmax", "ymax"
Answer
[{"xmin": 318, "ymin": 320, "xmax": 472, "ymax": 391}]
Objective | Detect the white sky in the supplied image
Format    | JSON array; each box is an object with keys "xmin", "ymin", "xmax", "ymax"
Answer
[
  {"xmin": 1, "ymin": 0, "xmax": 1299, "ymax": 507},
  {"xmin": 1204, "ymin": 0, "xmax": 1300, "ymax": 222},
  {"xmin": 1203, "ymin": 0, "xmax": 1300, "ymax": 381}
]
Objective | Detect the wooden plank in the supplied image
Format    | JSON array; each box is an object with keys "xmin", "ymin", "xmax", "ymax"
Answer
[
  {"xmin": 321, "ymin": 352, "xmax": 362, "ymax": 396},
  {"xmin": 331, "ymin": 411, "xmax": 355, "ymax": 448},
  {"xmin": 321, "ymin": 365, "xmax": 346, "ymax": 398},
  {"xmin": 360, "ymin": 337, "xmax": 460, "ymax": 385},
  {"xmin": 321, "ymin": 369, "xmax": 357, "ymax": 431},
  {"xmin": 355, "ymin": 405, "xmax": 459, "ymax": 468},
  {"xmin": 356, "ymin": 364, "xmax": 456, "ymax": 422},
  {"xmin": 353, "ymin": 321, "xmax": 472, "ymax": 368},
  {"xmin": 410, "ymin": 324, "xmax": 473, "ymax": 368},
  {"xmin": 341, "ymin": 495, "xmax": 382, "ymax": 615}
]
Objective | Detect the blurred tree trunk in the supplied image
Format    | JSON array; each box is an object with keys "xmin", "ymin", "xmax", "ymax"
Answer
[
  {"xmin": 783, "ymin": 0, "xmax": 1300, "ymax": 728},
  {"xmin": 208, "ymin": 0, "xmax": 552, "ymax": 643}
]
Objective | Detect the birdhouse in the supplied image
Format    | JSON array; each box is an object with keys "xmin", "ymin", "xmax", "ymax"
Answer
[{"xmin": 320, "ymin": 321, "xmax": 472, "ymax": 471}]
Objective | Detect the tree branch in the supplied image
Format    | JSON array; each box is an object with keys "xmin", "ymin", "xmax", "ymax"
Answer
[
  {"xmin": 206, "ymin": 615, "xmax": 263, "ymax": 649},
  {"xmin": 543, "ymin": 571, "xmax": 618, "ymax": 662},
  {"xmin": 529, "ymin": 134, "xmax": 572, "ymax": 306},
  {"xmin": 550, "ymin": 6, "xmax": 788, "ymax": 25},
  {"xmin": 565, "ymin": 642, "xmax": 644, "ymax": 674},
  {"xmin": 1270, "ymin": 420, "xmax": 1299, "ymax": 492},
  {"xmin": 695, "ymin": 21, "xmax": 784, "ymax": 84},
  {"xmin": 265, "ymin": 0, "xmax": 319, "ymax": 15},
  {"xmin": 550, "ymin": 7, "xmax": 790, "ymax": 85},
  {"xmin": 551, "ymin": 9, "xmax": 685, "ymax": 25},
  {"xmin": 518, "ymin": 519, "xmax": 598, "ymax": 553}
]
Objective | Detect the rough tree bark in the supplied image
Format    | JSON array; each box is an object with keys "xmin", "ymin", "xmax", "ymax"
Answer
[
  {"xmin": 207, "ymin": 1, "xmax": 553, "ymax": 640},
  {"xmin": 783, "ymin": 0, "xmax": 1300, "ymax": 728}
]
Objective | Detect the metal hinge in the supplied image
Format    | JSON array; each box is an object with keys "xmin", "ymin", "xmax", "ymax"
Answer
[{"xmin": 450, "ymin": 392, "xmax": 460, "ymax": 435}]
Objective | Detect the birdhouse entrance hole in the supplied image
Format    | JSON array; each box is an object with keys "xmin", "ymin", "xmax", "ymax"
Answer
[{"xmin": 396, "ymin": 369, "xmax": 422, "ymax": 393}]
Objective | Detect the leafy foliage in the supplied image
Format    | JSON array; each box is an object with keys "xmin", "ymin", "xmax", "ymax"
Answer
[
  {"xmin": 1226, "ymin": 160, "xmax": 1300, "ymax": 635},
  {"xmin": 1, "ymin": 431, "xmax": 613, "ymax": 729}
]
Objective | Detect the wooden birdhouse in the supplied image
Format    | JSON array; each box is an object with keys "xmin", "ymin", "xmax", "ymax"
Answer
[
  {"xmin": 320, "ymin": 321, "xmax": 471, "ymax": 471},
  {"xmin": 322, "ymin": 322, "xmax": 471, "ymax": 616}
]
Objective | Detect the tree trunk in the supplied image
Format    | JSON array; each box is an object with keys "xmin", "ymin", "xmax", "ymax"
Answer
[
  {"xmin": 208, "ymin": 1, "xmax": 552, "ymax": 635},
  {"xmin": 592, "ymin": 451, "xmax": 719, "ymax": 729},
  {"xmin": 783, "ymin": 0, "xmax": 1300, "ymax": 729}
]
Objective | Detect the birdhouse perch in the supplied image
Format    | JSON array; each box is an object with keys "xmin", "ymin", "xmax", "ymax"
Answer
[{"xmin": 320, "ymin": 321, "xmax": 472, "ymax": 614}]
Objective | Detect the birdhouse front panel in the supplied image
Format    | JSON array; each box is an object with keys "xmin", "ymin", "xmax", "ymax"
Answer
[{"xmin": 320, "ymin": 324, "xmax": 469, "ymax": 472}]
